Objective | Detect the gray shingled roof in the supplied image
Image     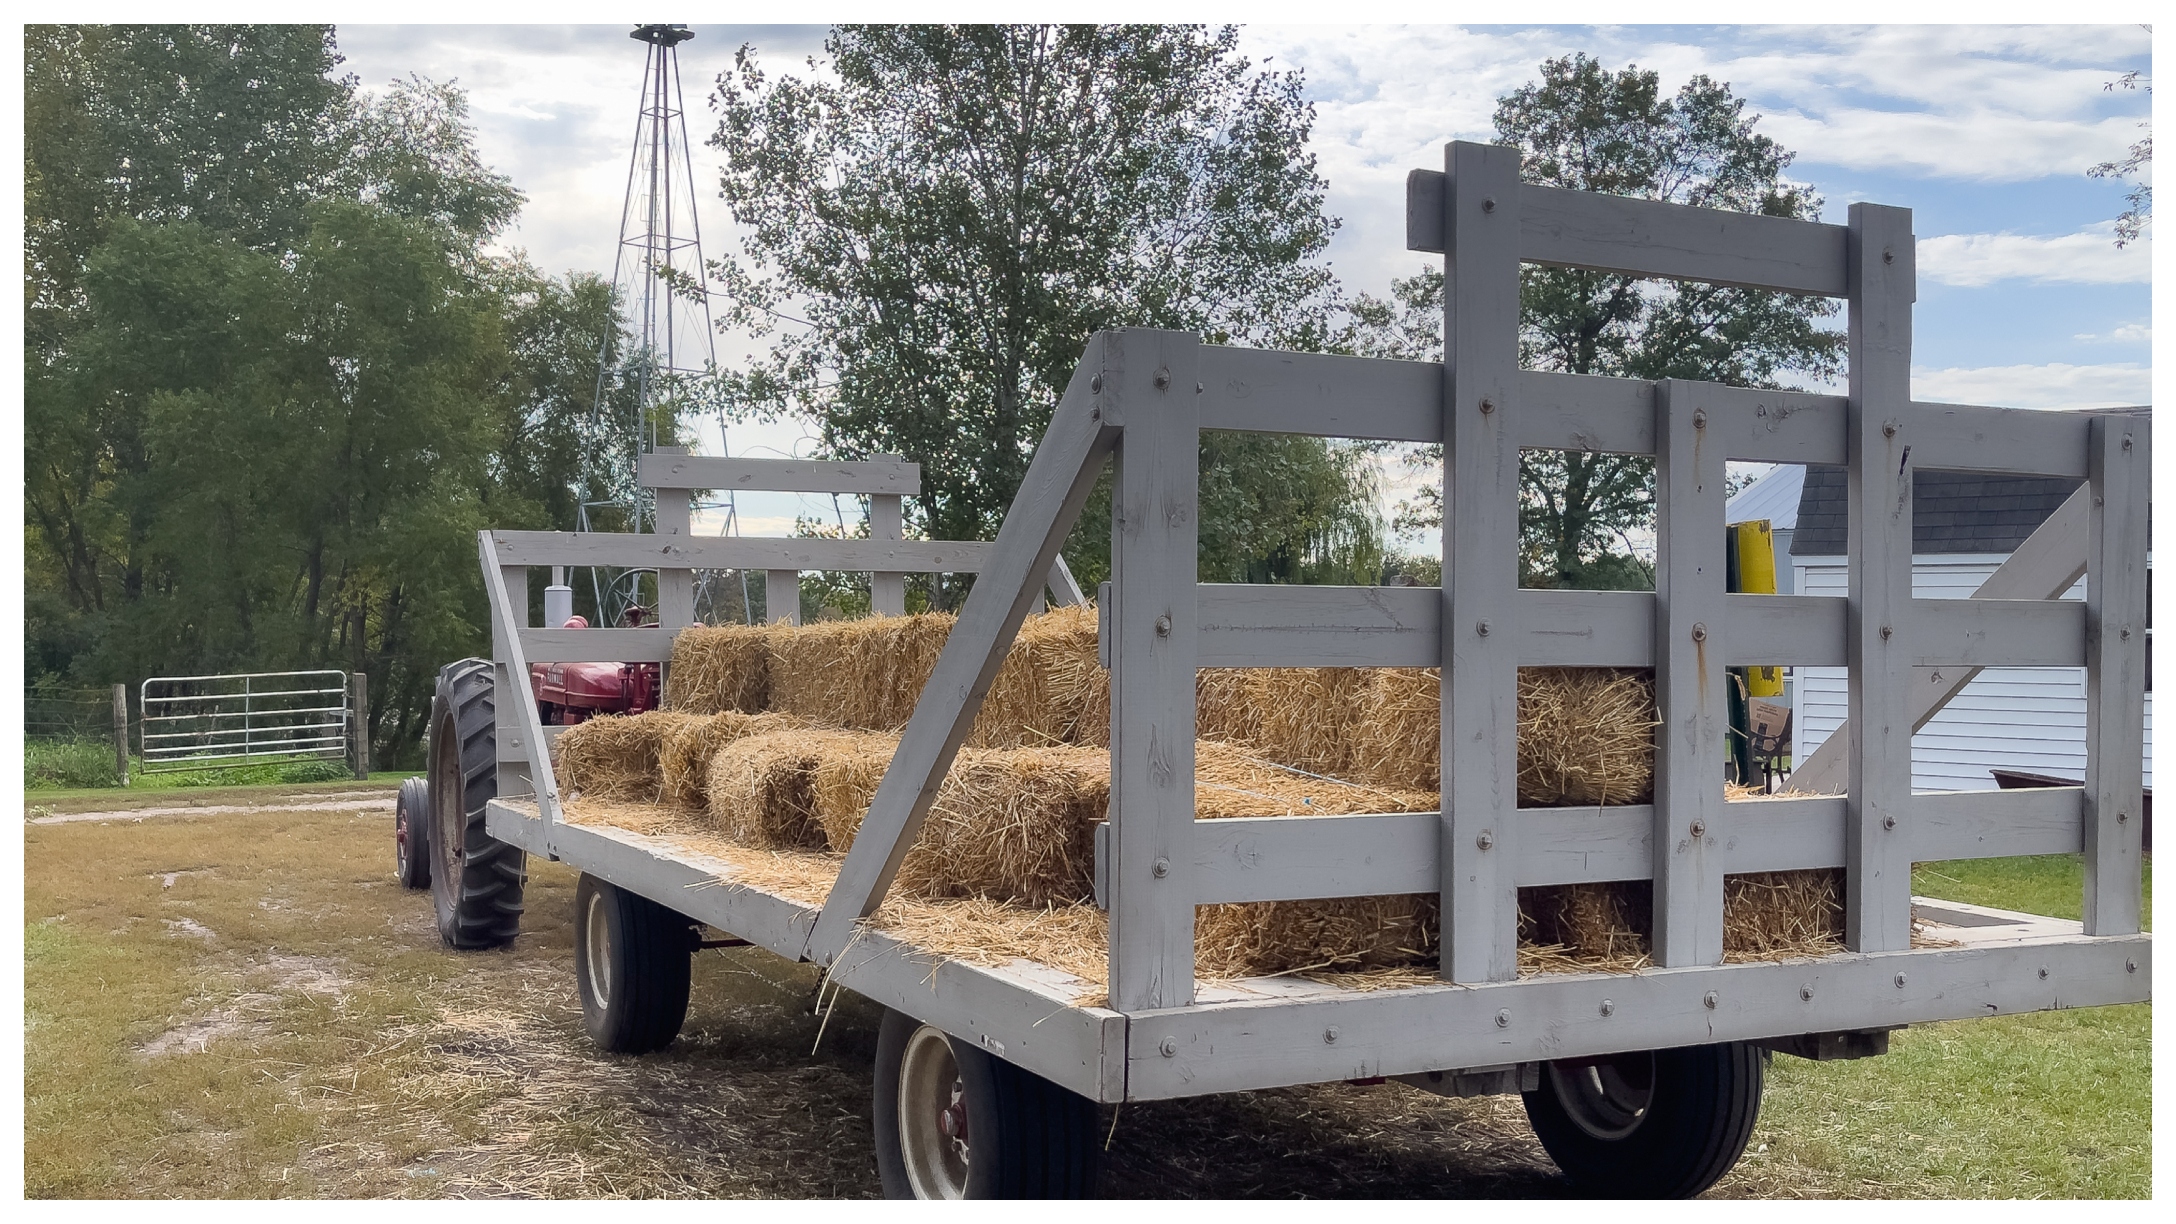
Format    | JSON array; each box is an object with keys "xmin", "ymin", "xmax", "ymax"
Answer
[
  {"xmin": 1790, "ymin": 469, "xmax": 2086, "ymax": 556},
  {"xmin": 1789, "ymin": 406, "xmax": 2148, "ymax": 557}
]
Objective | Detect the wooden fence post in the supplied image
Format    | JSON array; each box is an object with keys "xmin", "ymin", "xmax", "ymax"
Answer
[
  {"xmin": 353, "ymin": 672, "xmax": 370, "ymax": 781},
  {"xmin": 113, "ymin": 683, "xmax": 130, "ymax": 787}
]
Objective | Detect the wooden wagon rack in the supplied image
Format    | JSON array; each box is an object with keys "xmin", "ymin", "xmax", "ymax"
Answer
[{"xmin": 482, "ymin": 141, "xmax": 2150, "ymax": 1105}]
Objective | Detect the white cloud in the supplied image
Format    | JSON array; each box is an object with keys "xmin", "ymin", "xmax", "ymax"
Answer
[
  {"xmin": 2075, "ymin": 322, "xmax": 2152, "ymax": 344},
  {"xmin": 1918, "ymin": 223, "xmax": 2149, "ymax": 287},
  {"xmin": 1914, "ymin": 362, "xmax": 2150, "ymax": 410}
]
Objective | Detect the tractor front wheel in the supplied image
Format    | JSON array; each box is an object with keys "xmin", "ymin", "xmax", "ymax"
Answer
[{"xmin": 427, "ymin": 658, "xmax": 525, "ymax": 949}]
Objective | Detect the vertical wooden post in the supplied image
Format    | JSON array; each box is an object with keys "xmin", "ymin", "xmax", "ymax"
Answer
[
  {"xmin": 1106, "ymin": 328, "xmax": 1202, "ymax": 1012},
  {"xmin": 495, "ymin": 563, "xmax": 533, "ymax": 798},
  {"xmin": 1651, "ymin": 381, "xmax": 1729, "ymax": 965},
  {"xmin": 766, "ymin": 570, "xmax": 802, "ymax": 625},
  {"xmin": 652, "ymin": 445, "xmax": 696, "ymax": 630},
  {"xmin": 1439, "ymin": 141, "xmax": 1523, "ymax": 984},
  {"xmin": 112, "ymin": 683, "xmax": 130, "ymax": 787},
  {"xmin": 352, "ymin": 671, "xmax": 370, "ymax": 782},
  {"xmin": 871, "ymin": 457, "xmax": 906, "ymax": 617},
  {"xmin": 2084, "ymin": 412, "xmax": 2148, "ymax": 935},
  {"xmin": 1844, "ymin": 202, "xmax": 1916, "ymax": 953}
]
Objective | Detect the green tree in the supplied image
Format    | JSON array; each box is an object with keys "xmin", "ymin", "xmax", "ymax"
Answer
[
  {"xmin": 2087, "ymin": 70, "xmax": 2150, "ymax": 248},
  {"xmin": 23, "ymin": 25, "xmax": 621, "ymax": 765},
  {"xmin": 707, "ymin": 24, "xmax": 1380, "ymax": 598},
  {"xmin": 1349, "ymin": 54, "xmax": 1845, "ymax": 589}
]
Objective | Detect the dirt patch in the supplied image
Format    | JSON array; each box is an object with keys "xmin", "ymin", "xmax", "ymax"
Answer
[{"xmin": 31, "ymin": 798, "xmax": 393, "ymax": 825}]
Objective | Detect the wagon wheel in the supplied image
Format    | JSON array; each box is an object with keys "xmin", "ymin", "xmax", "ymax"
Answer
[
  {"xmin": 427, "ymin": 658, "xmax": 526, "ymax": 949},
  {"xmin": 572, "ymin": 873, "xmax": 694, "ymax": 1054},
  {"xmin": 393, "ymin": 776, "xmax": 431, "ymax": 889},
  {"xmin": 1522, "ymin": 1042, "xmax": 1765, "ymax": 1198},
  {"xmin": 873, "ymin": 1008, "xmax": 1101, "ymax": 1199}
]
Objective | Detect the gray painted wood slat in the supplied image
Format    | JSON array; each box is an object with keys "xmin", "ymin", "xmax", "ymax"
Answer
[
  {"xmin": 649, "ymin": 447, "xmax": 696, "ymax": 630},
  {"xmin": 1195, "ymin": 583, "xmax": 1436, "ymax": 668},
  {"xmin": 1440, "ymin": 141, "xmax": 1524, "ymax": 983},
  {"xmin": 1516, "ymin": 588, "xmax": 1653, "ymax": 666},
  {"xmin": 1845, "ymin": 203, "xmax": 1917, "ymax": 953},
  {"xmin": 1783, "ymin": 486, "xmax": 2092, "ymax": 795},
  {"xmin": 1106, "ymin": 330, "xmax": 1204, "ymax": 1011},
  {"xmin": 2085, "ymin": 413, "xmax": 2148, "ymax": 934},
  {"xmin": 1512, "ymin": 369, "xmax": 1655, "ymax": 456},
  {"xmin": 480, "ymin": 544, "xmax": 562, "ymax": 822},
  {"xmin": 1406, "ymin": 168, "xmax": 1851, "ymax": 296},
  {"xmin": 490, "ymin": 531, "xmax": 993, "ymax": 573},
  {"xmin": 1652, "ymin": 381, "xmax": 1731, "ymax": 965},
  {"xmin": 870, "ymin": 461, "xmax": 908, "ymax": 617},
  {"xmin": 519, "ymin": 627, "xmax": 678, "ymax": 664},
  {"xmin": 1197, "ymin": 346, "xmax": 1440, "ymax": 442},
  {"xmin": 1699, "ymin": 385, "xmax": 1849, "ymax": 466},
  {"xmin": 1124, "ymin": 932, "xmax": 2147, "ymax": 1100},
  {"xmin": 803, "ymin": 350, "xmax": 1121, "ymax": 967},
  {"xmin": 764, "ymin": 570, "xmax": 801, "ymax": 626},
  {"xmin": 1907, "ymin": 598, "xmax": 2085, "ymax": 668},
  {"xmin": 1728, "ymin": 593, "xmax": 1846, "ymax": 667},
  {"xmin": 1191, "ymin": 812, "xmax": 1438, "ymax": 905},
  {"xmin": 637, "ymin": 453, "xmax": 921, "ymax": 494},
  {"xmin": 1913, "ymin": 786, "xmax": 2083, "ymax": 860},
  {"xmin": 1905, "ymin": 402, "xmax": 2092, "ymax": 479}
]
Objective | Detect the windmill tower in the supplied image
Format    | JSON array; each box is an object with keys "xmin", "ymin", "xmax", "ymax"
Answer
[{"xmin": 583, "ymin": 22, "xmax": 749, "ymax": 623}]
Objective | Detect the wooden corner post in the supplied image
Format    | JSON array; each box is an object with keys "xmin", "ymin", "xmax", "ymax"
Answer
[
  {"xmin": 1651, "ymin": 380, "xmax": 1729, "ymax": 965},
  {"xmin": 1439, "ymin": 141, "xmax": 1523, "ymax": 984},
  {"xmin": 870, "ymin": 452, "xmax": 907, "ymax": 617},
  {"xmin": 1844, "ymin": 202, "xmax": 1916, "ymax": 953},
  {"xmin": 1105, "ymin": 329, "xmax": 1202, "ymax": 1012},
  {"xmin": 2084, "ymin": 412, "xmax": 2148, "ymax": 935},
  {"xmin": 652, "ymin": 445, "xmax": 696, "ymax": 630}
]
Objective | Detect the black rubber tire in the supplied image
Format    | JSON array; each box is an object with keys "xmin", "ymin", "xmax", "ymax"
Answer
[
  {"xmin": 873, "ymin": 1007, "xmax": 1101, "ymax": 1199},
  {"xmin": 394, "ymin": 776, "xmax": 431, "ymax": 889},
  {"xmin": 428, "ymin": 658, "xmax": 525, "ymax": 949},
  {"xmin": 573, "ymin": 873, "xmax": 695, "ymax": 1054},
  {"xmin": 1523, "ymin": 1042, "xmax": 1765, "ymax": 1198}
]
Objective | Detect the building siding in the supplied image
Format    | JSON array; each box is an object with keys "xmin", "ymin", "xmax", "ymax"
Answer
[{"xmin": 1792, "ymin": 554, "xmax": 2154, "ymax": 792}]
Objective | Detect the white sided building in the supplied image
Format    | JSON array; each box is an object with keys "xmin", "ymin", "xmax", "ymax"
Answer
[{"xmin": 1777, "ymin": 443, "xmax": 2152, "ymax": 793}]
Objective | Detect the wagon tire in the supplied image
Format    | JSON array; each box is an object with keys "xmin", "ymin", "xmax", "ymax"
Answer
[
  {"xmin": 1523, "ymin": 1041, "xmax": 1765, "ymax": 1198},
  {"xmin": 428, "ymin": 658, "xmax": 525, "ymax": 949},
  {"xmin": 394, "ymin": 776, "xmax": 431, "ymax": 889},
  {"xmin": 873, "ymin": 1007, "xmax": 1100, "ymax": 1199},
  {"xmin": 573, "ymin": 874, "xmax": 694, "ymax": 1054}
]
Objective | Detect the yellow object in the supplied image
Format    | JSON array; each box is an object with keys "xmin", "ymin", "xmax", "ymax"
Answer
[{"xmin": 1732, "ymin": 520, "xmax": 1785, "ymax": 697}]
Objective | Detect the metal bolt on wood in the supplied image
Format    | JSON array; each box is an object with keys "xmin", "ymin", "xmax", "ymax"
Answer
[
  {"xmin": 1689, "ymin": 821, "xmax": 1706, "ymax": 840},
  {"xmin": 1475, "ymin": 830, "xmax": 1494, "ymax": 851},
  {"xmin": 1598, "ymin": 999, "xmax": 1614, "ymax": 1017},
  {"xmin": 1800, "ymin": 984, "xmax": 1815, "ymax": 1001},
  {"xmin": 1703, "ymin": 991, "xmax": 1719, "ymax": 1010},
  {"xmin": 1882, "ymin": 814, "xmax": 1897, "ymax": 830},
  {"xmin": 1323, "ymin": 1026, "xmax": 1340, "ymax": 1044},
  {"xmin": 1478, "ymin": 397, "xmax": 1495, "ymax": 415},
  {"xmin": 2039, "ymin": 967, "xmax": 2049, "ymax": 979},
  {"xmin": 1894, "ymin": 973, "xmax": 1909, "ymax": 988},
  {"xmin": 1690, "ymin": 623, "xmax": 1707, "ymax": 642},
  {"xmin": 1494, "ymin": 1009, "xmax": 1511, "ymax": 1028},
  {"xmin": 1475, "ymin": 619, "xmax": 1491, "ymax": 637},
  {"xmin": 1151, "ymin": 857, "xmax": 1170, "ymax": 879},
  {"xmin": 1154, "ymin": 368, "xmax": 1171, "ymax": 390},
  {"xmin": 1159, "ymin": 1037, "xmax": 1177, "ymax": 1057},
  {"xmin": 1154, "ymin": 614, "xmax": 1172, "ymax": 637}
]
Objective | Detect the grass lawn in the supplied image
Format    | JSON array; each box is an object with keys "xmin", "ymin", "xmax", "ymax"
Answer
[
  {"xmin": 21, "ymin": 800, "xmax": 2151, "ymax": 1198},
  {"xmin": 1729, "ymin": 855, "xmax": 2153, "ymax": 1198}
]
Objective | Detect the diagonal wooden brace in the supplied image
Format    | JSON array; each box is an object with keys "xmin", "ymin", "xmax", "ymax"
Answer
[
  {"xmin": 1783, "ymin": 484, "xmax": 2092, "ymax": 796},
  {"xmin": 804, "ymin": 344, "xmax": 1124, "ymax": 967}
]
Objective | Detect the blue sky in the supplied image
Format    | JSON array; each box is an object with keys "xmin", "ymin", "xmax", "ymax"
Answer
[{"xmin": 333, "ymin": 23, "xmax": 2153, "ymax": 537}]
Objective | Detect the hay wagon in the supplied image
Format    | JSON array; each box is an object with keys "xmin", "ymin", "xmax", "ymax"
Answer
[{"xmin": 418, "ymin": 141, "xmax": 2151, "ymax": 1198}]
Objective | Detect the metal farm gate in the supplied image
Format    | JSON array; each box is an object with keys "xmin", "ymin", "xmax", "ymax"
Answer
[{"xmin": 138, "ymin": 670, "xmax": 351, "ymax": 775}]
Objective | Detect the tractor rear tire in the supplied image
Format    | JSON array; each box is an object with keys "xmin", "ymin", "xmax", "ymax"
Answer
[
  {"xmin": 873, "ymin": 1008, "xmax": 1101, "ymax": 1199},
  {"xmin": 428, "ymin": 658, "xmax": 525, "ymax": 950},
  {"xmin": 573, "ymin": 874, "xmax": 695, "ymax": 1054},
  {"xmin": 1522, "ymin": 1042, "xmax": 1765, "ymax": 1198},
  {"xmin": 394, "ymin": 776, "xmax": 431, "ymax": 889}
]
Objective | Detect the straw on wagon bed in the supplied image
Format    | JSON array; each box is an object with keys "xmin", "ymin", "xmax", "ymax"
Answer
[{"xmin": 552, "ymin": 604, "xmax": 1849, "ymax": 980}]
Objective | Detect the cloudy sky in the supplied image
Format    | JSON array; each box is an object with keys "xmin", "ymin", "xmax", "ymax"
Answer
[{"xmin": 334, "ymin": 23, "xmax": 2154, "ymax": 541}]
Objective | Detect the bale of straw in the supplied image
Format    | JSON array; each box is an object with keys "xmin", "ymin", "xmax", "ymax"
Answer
[
  {"xmin": 664, "ymin": 624, "xmax": 773, "ymax": 715},
  {"xmin": 1349, "ymin": 667, "xmax": 1659, "ymax": 806},
  {"xmin": 767, "ymin": 613, "xmax": 953, "ymax": 730},
  {"xmin": 554, "ymin": 710, "xmax": 708, "ymax": 803},
  {"xmin": 1196, "ymin": 895, "xmax": 1440, "ymax": 980},
  {"xmin": 967, "ymin": 604, "xmax": 1106, "ymax": 749},
  {"xmin": 657, "ymin": 711, "xmax": 811, "ymax": 810},
  {"xmin": 704, "ymin": 729, "xmax": 885, "ymax": 850},
  {"xmin": 1723, "ymin": 869, "xmax": 1844, "ymax": 959}
]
